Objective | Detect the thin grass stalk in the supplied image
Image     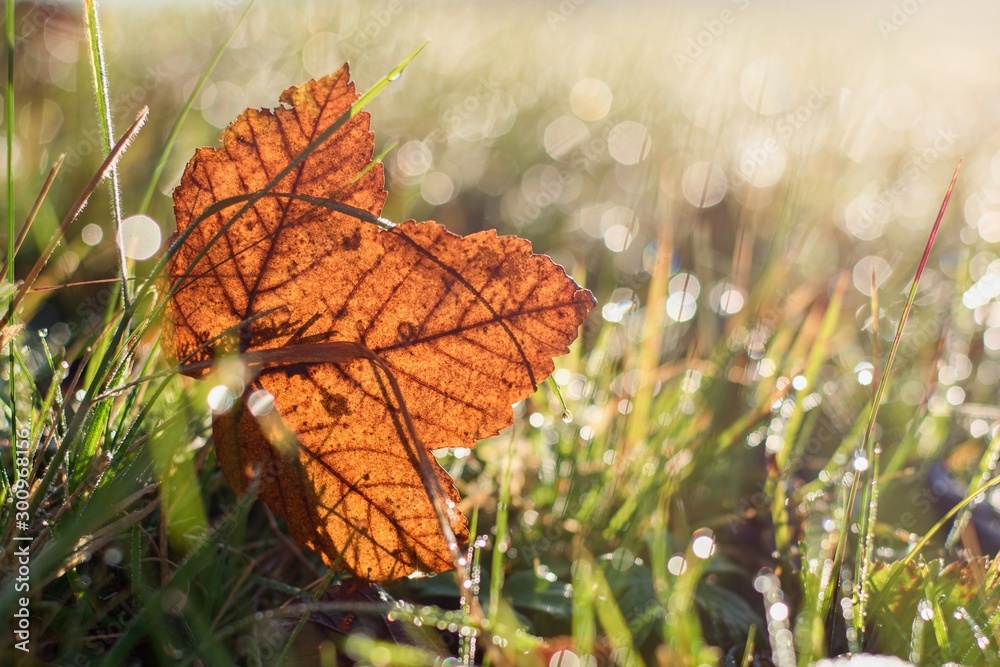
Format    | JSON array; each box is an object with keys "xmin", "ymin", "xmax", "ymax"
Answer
[
  {"xmin": 4, "ymin": 0, "xmax": 13, "ymax": 284},
  {"xmin": 82, "ymin": 0, "xmax": 130, "ymax": 307},
  {"xmin": 4, "ymin": 0, "xmax": 18, "ymax": 500},
  {"xmin": 0, "ymin": 156, "xmax": 64, "ymax": 281},
  {"xmin": 489, "ymin": 429, "xmax": 516, "ymax": 624},
  {"xmin": 462, "ymin": 508, "xmax": 482, "ymax": 665},
  {"xmin": 854, "ymin": 443, "xmax": 881, "ymax": 637},
  {"xmin": 831, "ymin": 160, "xmax": 961, "ymax": 617},
  {"xmin": 619, "ymin": 206, "xmax": 672, "ymax": 476},
  {"xmin": 870, "ymin": 267, "xmax": 881, "ymax": 392}
]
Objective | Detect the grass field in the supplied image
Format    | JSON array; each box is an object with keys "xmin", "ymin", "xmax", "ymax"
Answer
[{"xmin": 2, "ymin": 1, "xmax": 1000, "ymax": 665}]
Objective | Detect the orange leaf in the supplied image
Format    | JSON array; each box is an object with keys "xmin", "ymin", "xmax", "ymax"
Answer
[{"xmin": 164, "ymin": 64, "xmax": 595, "ymax": 581}]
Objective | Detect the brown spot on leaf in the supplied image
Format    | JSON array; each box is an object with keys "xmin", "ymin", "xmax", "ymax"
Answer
[
  {"xmin": 396, "ymin": 321, "xmax": 416, "ymax": 343},
  {"xmin": 342, "ymin": 228, "xmax": 362, "ymax": 251},
  {"xmin": 323, "ymin": 393, "xmax": 349, "ymax": 419}
]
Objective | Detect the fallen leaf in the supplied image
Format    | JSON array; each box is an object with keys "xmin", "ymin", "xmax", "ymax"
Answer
[{"xmin": 164, "ymin": 64, "xmax": 594, "ymax": 581}]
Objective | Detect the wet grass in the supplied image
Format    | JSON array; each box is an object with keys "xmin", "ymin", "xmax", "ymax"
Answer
[{"xmin": 2, "ymin": 1, "xmax": 1000, "ymax": 666}]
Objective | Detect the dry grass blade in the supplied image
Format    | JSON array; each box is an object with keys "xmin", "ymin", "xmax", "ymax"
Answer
[
  {"xmin": 0, "ymin": 107, "xmax": 148, "ymax": 332},
  {"xmin": 0, "ymin": 154, "xmax": 64, "ymax": 280}
]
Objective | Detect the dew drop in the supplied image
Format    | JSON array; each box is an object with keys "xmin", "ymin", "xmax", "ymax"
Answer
[
  {"xmin": 769, "ymin": 601, "xmax": 789, "ymax": 621},
  {"xmin": 207, "ymin": 385, "xmax": 234, "ymax": 414},
  {"xmin": 103, "ymin": 547, "xmax": 123, "ymax": 566},
  {"xmin": 561, "ymin": 409, "xmax": 573, "ymax": 423},
  {"xmin": 247, "ymin": 389, "xmax": 275, "ymax": 417},
  {"xmin": 667, "ymin": 554, "xmax": 687, "ymax": 575},
  {"xmin": 691, "ymin": 529, "xmax": 716, "ymax": 559}
]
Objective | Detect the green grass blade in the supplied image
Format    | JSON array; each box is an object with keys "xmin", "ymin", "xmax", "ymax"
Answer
[
  {"xmin": 70, "ymin": 388, "xmax": 111, "ymax": 491},
  {"xmin": 488, "ymin": 431, "xmax": 515, "ymax": 624},
  {"xmin": 771, "ymin": 274, "xmax": 847, "ymax": 553},
  {"xmin": 4, "ymin": 0, "xmax": 17, "ymax": 501},
  {"xmin": 82, "ymin": 0, "xmax": 130, "ymax": 306},
  {"xmin": 580, "ymin": 552, "xmax": 645, "ymax": 667}
]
